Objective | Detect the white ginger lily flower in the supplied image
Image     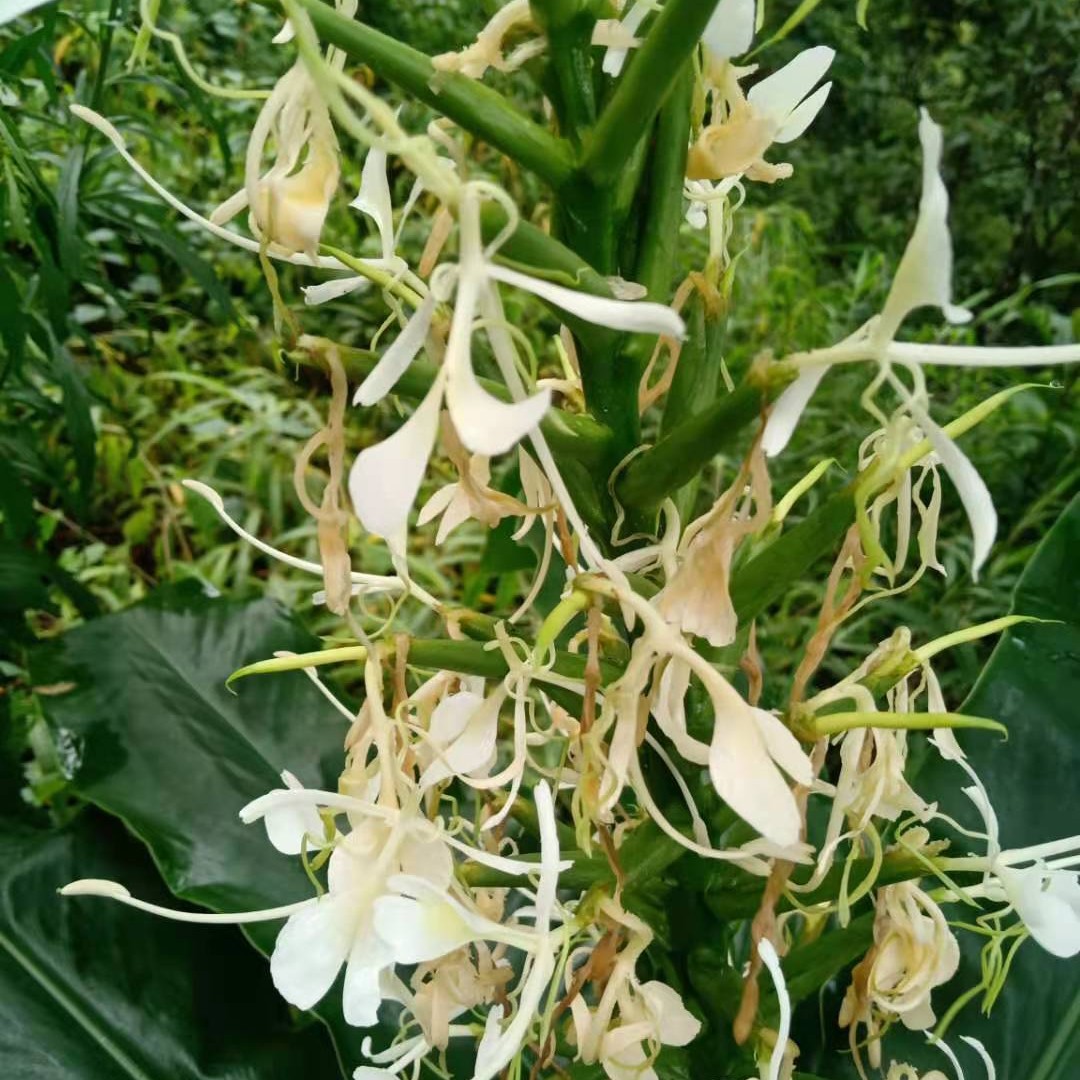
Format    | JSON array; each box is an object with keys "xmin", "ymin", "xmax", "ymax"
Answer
[
  {"xmin": 993, "ymin": 862, "xmax": 1080, "ymax": 958},
  {"xmin": 373, "ymin": 781, "xmax": 564, "ymax": 1080},
  {"xmin": 656, "ymin": 441, "xmax": 771, "ymax": 647},
  {"xmin": 765, "ymin": 111, "xmax": 959, "ymax": 445},
  {"xmin": 687, "ymin": 46, "xmax": 834, "ymax": 183},
  {"xmin": 592, "ymin": 980, "xmax": 701, "ymax": 1080},
  {"xmin": 762, "ymin": 111, "xmax": 1029, "ymax": 577},
  {"xmin": 211, "ymin": 62, "xmax": 340, "ymax": 258},
  {"xmin": 417, "ymin": 413, "xmax": 534, "ymax": 544},
  {"xmin": 348, "ymin": 186, "xmax": 683, "ymax": 556},
  {"xmin": 840, "ymin": 882, "xmax": 960, "ymax": 1069}
]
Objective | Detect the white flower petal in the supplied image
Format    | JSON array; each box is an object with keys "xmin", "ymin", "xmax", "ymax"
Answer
[
  {"xmin": 416, "ymin": 482, "xmax": 459, "ymax": 527},
  {"xmin": 445, "ymin": 355, "xmax": 550, "ymax": 457},
  {"xmin": 354, "ymin": 291, "xmax": 437, "ymax": 406},
  {"xmin": 302, "ymin": 276, "xmax": 370, "ymax": 306},
  {"xmin": 487, "ymin": 263, "xmax": 685, "ymax": 339},
  {"xmin": 601, "ymin": 0, "xmax": 653, "ymax": 78},
  {"xmin": 878, "ymin": 109, "xmax": 971, "ymax": 341},
  {"xmin": 342, "ymin": 930, "xmax": 393, "ymax": 1027},
  {"xmin": 709, "ymin": 706, "xmax": 802, "ymax": 846},
  {"xmin": 998, "ymin": 865, "xmax": 1080, "ymax": 958},
  {"xmin": 263, "ymin": 780, "xmax": 326, "ymax": 855},
  {"xmin": 750, "ymin": 707, "xmax": 813, "ymax": 785},
  {"xmin": 373, "ymin": 894, "xmax": 477, "ymax": 964},
  {"xmin": 270, "ymin": 894, "xmax": 355, "ymax": 1011},
  {"xmin": 917, "ymin": 406, "xmax": 997, "ymax": 579},
  {"xmin": 271, "ymin": 19, "xmax": 296, "ymax": 44},
  {"xmin": 443, "ymin": 267, "xmax": 551, "ymax": 456},
  {"xmin": 762, "ymin": 366, "xmax": 829, "ymax": 457},
  {"xmin": 774, "ymin": 80, "xmax": 832, "ymax": 144},
  {"xmin": 747, "ymin": 45, "xmax": 835, "ymax": 123},
  {"xmin": 639, "ymin": 981, "xmax": 701, "ymax": 1047},
  {"xmin": 350, "ymin": 146, "xmax": 396, "ymax": 262},
  {"xmin": 399, "ymin": 831, "xmax": 455, "ymax": 889},
  {"xmin": 702, "ymin": 0, "xmax": 756, "ymax": 60},
  {"xmin": 471, "ymin": 952, "xmax": 557, "ymax": 1080},
  {"xmin": 421, "ymin": 689, "xmax": 501, "ymax": 788},
  {"xmin": 348, "ymin": 371, "xmax": 445, "ymax": 553}
]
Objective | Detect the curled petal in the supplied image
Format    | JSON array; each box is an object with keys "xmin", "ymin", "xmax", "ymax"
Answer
[
  {"xmin": 710, "ymin": 706, "xmax": 803, "ymax": 847},
  {"xmin": 917, "ymin": 404, "xmax": 997, "ymax": 579},
  {"xmin": 350, "ymin": 145, "xmax": 396, "ymax": 262},
  {"xmin": 762, "ymin": 366, "xmax": 829, "ymax": 457},
  {"xmin": 750, "ymin": 708, "xmax": 813, "ymax": 786},
  {"xmin": 303, "ymin": 276, "xmax": 369, "ymax": 306},
  {"xmin": 877, "ymin": 109, "xmax": 972, "ymax": 341},
  {"xmin": 757, "ymin": 939, "xmax": 792, "ymax": 1080},
  {"xmin": 487, "ymin": 263, "xmax": 685, "ymax": 340}
]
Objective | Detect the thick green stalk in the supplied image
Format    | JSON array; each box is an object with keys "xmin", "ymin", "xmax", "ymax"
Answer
[
  {"xmin": 616, "ymin": 374, "xmax": 779, "ymax": 512},
  {"xmin": 659, "ymin": 292, "xmax": 727, "ymax": 521},
  {"xmin": 582, "ymin": 0, "xmax": 720, "ymax": 185},
  {"xmin": 278, "ymin": 0, "xmax": 575, "ymax": 188},
  {"xmin": 729, "ymin": 487, "xmax": 856, "ymax": 624},
  {"xmin": 528, "ymin": 0, "xmax": 604, "ymax": 144},
  {"xmin": 632, "ymin": 65, "xmax": 693, "ymax": 306}
]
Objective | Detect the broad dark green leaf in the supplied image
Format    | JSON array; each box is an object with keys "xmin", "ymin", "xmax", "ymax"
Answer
[
  {"xmin": 0, "ymin": 811, "xmax": 339, "ymax": 1079},
  {"xmin": 917, "ymin": 493, "xmax": 1080, "ymax": 1080},
  {"xmin": 804, "ymin": 496, "xmax": 1080, "ymax": 1079},
  {"xmin": 32, "ymin": 581, "xmax": 368, "ymax": 1069}
]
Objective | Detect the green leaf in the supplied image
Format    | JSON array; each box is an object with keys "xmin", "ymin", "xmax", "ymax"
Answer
[
  {"xmin": 810, "ymin": 496, "xmax": 1080, "ymax": 1079},
  {"xmin": 920, "ymin": 493, "xmax": 1080, "ymax": 1080},
  {"xmin": 0, "ymin": 811, "xmax": 340, "ymax": 1079},
  {"xmin": 31, "ymin": 581, "xmax": 369, "ymax": 1069}
]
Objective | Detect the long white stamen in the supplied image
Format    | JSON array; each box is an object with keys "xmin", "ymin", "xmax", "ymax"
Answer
[
  {"xmin": 887, "ymin": 341, "xmax": 1080, "ymax": 367},
  {"xmin": 182, "ymin": 479, "xmax": 403, "ymax": 593},
  {"xmin": 61, "ymin": 879, "xmax": 316, "ymax": 923},
  {"xmin": 959, "ymin": 1035, "xmax": 996, "ymax": 1080},
  {"xmin": 757, "ymin": 939, "xmax": 791, "ymax": 1080}
]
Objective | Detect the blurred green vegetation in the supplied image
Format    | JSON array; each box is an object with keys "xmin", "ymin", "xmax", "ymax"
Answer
[{"xmin": 0, "ymin": 0, "xmax": 1076, "ymax": 748}]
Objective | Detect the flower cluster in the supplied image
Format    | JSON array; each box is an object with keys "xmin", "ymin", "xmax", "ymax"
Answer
[{"xmin": 61, "ymin": 2, "xmax": 1080, "ymax": 1079}]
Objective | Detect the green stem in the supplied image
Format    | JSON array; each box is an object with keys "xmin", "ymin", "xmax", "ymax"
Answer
[
  {"xmin": 632, "ymin": 64, "xmax": 693, "ymax": 307},
  {"xmin": 582, "ymin": 0, "xmax": 720, "ymax": 185},
  {"xmin": 278, "ymin": 0, "xmax": 575, "ymax": 188},
  {"xmin": 807, "ymin": 711, "xmax": 1007, "ymax": 739},
  {"xmin": 616, "ymin": 373, "xmax": 781, "ymax": 512},
  {"xmin": 729, "ymin": 486, "xmax": 855, "ymax": 625},
  {"xmin": 528, "ymin": 0, "xmax": 602, "ymax": 145}
]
